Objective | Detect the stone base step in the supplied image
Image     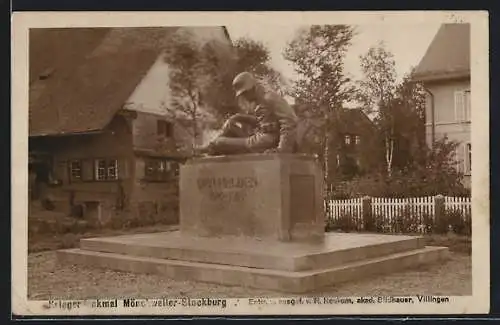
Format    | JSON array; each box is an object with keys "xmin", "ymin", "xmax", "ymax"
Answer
[
  {"xmin": 79, "ymin": 231, "xmax": 426, "ymax": 271},
  {"xmin": 57, "ymin": 245, "xmax": 449, "ymax": 293}
]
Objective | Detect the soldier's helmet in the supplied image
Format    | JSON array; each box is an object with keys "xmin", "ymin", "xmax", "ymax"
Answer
[{"xmin": 232, "ymin": 72, "xmax": 257, "ymax": 97}]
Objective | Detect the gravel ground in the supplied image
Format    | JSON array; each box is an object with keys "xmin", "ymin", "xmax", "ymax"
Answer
[{"xmin": 28, "ymin": 251, "xmax": 471, "ymax": 300}]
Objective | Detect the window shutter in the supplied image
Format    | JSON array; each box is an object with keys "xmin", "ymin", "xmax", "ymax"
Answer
[
  {"xmin": 55, "ymin": 160, "xmax": 68, "ymax": 184},
  {"xmin": 454, "ymin": 91, "xmax": 465, "ymax": 122},
  {"xmin": 118, "ymin": 158, "xmax": 129, "ymax": 180},
  {"xmin": 455, "ymin": 144, "xmax": 464, "ymax": 174},
  {"xmin": 465, "ymin": 91, "xmax": 471, "ymax": 121},
  {"xmin": 166, "ymin": 122, "xmax": 173, "ymax": 137},
  {"xmin": 81, "ymin": 159, "xmax": 94, "ymax": 181},
  {"xmin": 468, "ymin": 144, "xmax": 472, "ymax": 173},
  {"xmin": 463, "ymin": 143, "xmax": 468, "ymax": 174}
]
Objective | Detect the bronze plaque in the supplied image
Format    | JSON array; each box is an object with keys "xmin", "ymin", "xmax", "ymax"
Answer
[{"xmin": 289, "ymin": 174, "xmax": 315, "ymax": 224}]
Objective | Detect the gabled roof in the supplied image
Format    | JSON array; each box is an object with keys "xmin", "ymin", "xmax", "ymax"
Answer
[
  {"xmin": 335, "ymin": 108, "xmax": 375, "ymax": 134},
  {"xmin": 412, "ymin": 23, "xmax": 470, "ymax": 82},
  {"xmin": 29, "ymin": 26, "xmax": 232, "ymax": 137},
  {"xmin": 292, "ymin": 105, "xmax": 374, "ymax": 135}
]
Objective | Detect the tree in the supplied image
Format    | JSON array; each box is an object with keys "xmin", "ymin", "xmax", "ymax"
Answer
[
  {"xmin": 163, "ymin": 32, "xmax": 288, "ymax": 154},
  {"xmin": 283, "ymin": 25, "xmax": 357, "ymax": 181},
  {"xmin": 388, "ymin": 71, "xmax": 427, "ymax": 172},
  {"xmin": 196, "ymin": 38, "xmax": 239, "ymax": 121},
  {"xmin": 162, "ymin": 30, "xmax": 211, "ymax": 151},
  {"xmin": 357, "ymin": 42, "xmax": 398, "ymax": 177},
  {"xmin": 233, "ymin": 38, "xmax": 287, "ymax": 95}
]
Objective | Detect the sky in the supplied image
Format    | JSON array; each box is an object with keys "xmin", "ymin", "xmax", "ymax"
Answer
[{"xmin": 226, "ymin": 23, "xmax": 442, "ymax": 86}]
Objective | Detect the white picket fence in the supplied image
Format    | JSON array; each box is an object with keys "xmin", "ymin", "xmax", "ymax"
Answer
[
  {"xmin": 444, "ymin": 196, "xmax": 472, "ymax": 217},
  {"xmin": 325, "ymin": 195, "xmax": 471, "ymax": 233},
  {"xmin": 325, "ymin": 197, "xmax": 364, "ymax": 230}
]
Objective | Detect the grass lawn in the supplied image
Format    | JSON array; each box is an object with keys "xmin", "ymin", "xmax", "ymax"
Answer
[{"xmin": 28, "ymin": 224, "xmax": 179, "ymax": 253}]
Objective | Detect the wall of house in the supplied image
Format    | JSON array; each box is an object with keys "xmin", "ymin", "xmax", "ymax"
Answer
[
  {"xmin": 424, "ymin": 78, "xmax": 471, "ymax": 187},
  {"xmin": 127, "ymin": 111, "xmax": 182, "ymax": 224},
  {"xmin": 129, "ymin": 156, "xmax": 180, "ymax": 224},
  {"xmin": 31, "ymin": 113, "xmax": 183, "ymax": 224},
  {"xmin": 32, "ymin": 115, "xmax": 134, "ymax": 223},
  {"xmin": 125, "ymin": 53, "xmax": 172, "ymax": 116},
  {"xmin": 124, "ymin": 26, "xmax": 231, "ymax": 117},
  {"xmin": 130, "ymin": 111, "xmax": 178, "ymax": 153},
  {"xmin": 325, "ymin": 111, "xmax": 380, "ymax": 183},
  {"xmin": 123, "ymin": 26, "xmax": 231, "ymax": 153}
]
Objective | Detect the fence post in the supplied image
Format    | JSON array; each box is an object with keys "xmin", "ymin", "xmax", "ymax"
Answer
[
  {"xmin": 434, "ymin": 194, "xmax": 445, "ymax": 232},
  {"xmin": 362, "ymin": 196, "xmax": 373, "ymax": 231}
]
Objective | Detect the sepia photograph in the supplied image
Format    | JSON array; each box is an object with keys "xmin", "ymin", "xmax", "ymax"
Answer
[{"xmin": 11, "ymin": 11, "xmax": 489, "ymax": 316}]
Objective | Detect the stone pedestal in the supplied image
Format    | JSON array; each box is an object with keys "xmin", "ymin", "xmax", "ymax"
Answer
[
  {"xmin": 179, "ymin": 154, "xmax": 324, "ymax": 243},
  {"xmin": 57, "ymin": 153, "xmax": 450, "ymax": 293}
]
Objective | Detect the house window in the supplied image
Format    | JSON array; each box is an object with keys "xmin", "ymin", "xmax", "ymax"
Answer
[
  {"xmin": 355, "ymin": 135, "xmax": 361, "ymax": 145},
  {"xmin": 467, "ymin": 143, "xmax": 472, "ymax": 174},
  {"xmin": 94, "ymin": 159, "xmax": 118, "ymax": 181},
  {"xmin": 144, "ymin": 158, "xmax": 176, "ymax": 182},
  {"xmin": 157, "ymin": 120, "xmax": 173, "ymax": 137},
  {"xmin": 69, "ymin": 160, "xmax": 82, "ymax": 181},
  {"xmin": 107, "ymin": 160, "xmax": 118, "ymax": 180},
  {"xmin": 454, "ymin": 89, "xmax": 471, "ymax": 122},
  {"xmin": 344, "ymin": 135, "xmax": 351, "ymax": 145}
]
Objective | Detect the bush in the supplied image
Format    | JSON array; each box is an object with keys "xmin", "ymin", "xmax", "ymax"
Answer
[
  {"xmin": 325, "ymin": 211, "xmax": 360, "ymax": 232},
  {"xmin": 373, "ymin": 214, "xmax": 391, "ymax": 233},
  {"xmin": 328, "ymin": 170, "xmax": 470, "ymax": 199},
  {"xmin": 41, "ymin": 198, "xmax": 55, "ymax": 211},
  {"xmin": 392, "ymin": 205, "xmax": 420, "ymax": 234},
  {"xmin": 105, "ymin": 203, "xmax": 179, "ymax": 230},
  {"xmin": 59, "ymin": 233, "xmax": 79, "ymax": 249},
  {"xmin": 433, "ymin": 208, "xmax": 471, "ymax": 236}
]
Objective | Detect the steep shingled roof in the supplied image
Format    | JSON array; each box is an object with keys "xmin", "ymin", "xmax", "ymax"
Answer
[
  {"xmin": 412, "ymin": 23, "xmax": 470, "ymax": 82},
  {"xmin": 29, "ymin": 27, "xmax": 180, "ymax": 136},
  {"xmin": 29, "ymin": 26, "xmax": 233, "ymax": 137}
]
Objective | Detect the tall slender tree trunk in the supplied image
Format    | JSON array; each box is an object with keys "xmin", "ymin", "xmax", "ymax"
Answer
[
  {"xmin": 324, "ymin": 131, "xmax": 330, "ymax": 183},
  {"xmin": 188, "ymin": 90, "xmax": 199, "ymax": 155},
  {"xmin": 385, "ymin": 136, "xmax": 394, "ymax": 177},
  {"xmin": 192, "ymin": 111, "xmax": 197, "ymax": 153},
  {"xmin": 385, "ymin": 123, "xmax": 394, "ymax": 177}
]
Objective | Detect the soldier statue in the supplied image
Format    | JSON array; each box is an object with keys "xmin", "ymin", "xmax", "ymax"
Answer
[{"xmin": 197, "ymin": 72, "xmax": 299, "ymax": 156}]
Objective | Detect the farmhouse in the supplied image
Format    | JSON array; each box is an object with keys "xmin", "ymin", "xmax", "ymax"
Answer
[{"xmin": 28, "ymin": 26, "xmax": 233, "ymax": 224}]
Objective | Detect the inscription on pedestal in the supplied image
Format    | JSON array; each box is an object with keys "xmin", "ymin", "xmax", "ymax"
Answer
[{"xmin": 197, "ymin": 176, "xmax": 258, "ymax": 204}]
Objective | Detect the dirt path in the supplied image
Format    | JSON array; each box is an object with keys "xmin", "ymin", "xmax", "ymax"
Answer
[{"xmin": 28, "ymin": 251, "xmax": 471, "ymax": 300}]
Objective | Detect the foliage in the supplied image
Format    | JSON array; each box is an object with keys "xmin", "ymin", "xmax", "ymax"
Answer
[
  {"xmin": 326, "ymin": 207, "xmax": 471, "ymax": 237},
  {"xmin": 283, "ymin": 25, "xmax": 357, "ymax": 176},
  {"xmin": 357, "ymin": 42, "xmax": 398, "ymax": 176},
  {"xmin": 284, "ymin": 25, "xmax": 356, "ymax": 108},
  {"xmin": 356, "ymin": 43, "xmax": 429, "ymax": 179},
  {"xmin": 434, "ymin": 208, "xmax": 471, "ymax": 236},
  {"xmin": 163, "ymin": 29, "xmax": 223, "ymax": 149},
  {"xmin": 163, "ymin": 31, "xmax": 285, "ymax": 152},
  {"xmin": 233, "ymin": 38, "xmax": 287, "ymax": 95},
  {"xmin": 325, "ymin": 211, "xmax": 359, "ymax": 232},
  {"xmin": 330, "ymin": 135, "xmax": 468, "ymax": 198},
  {"xmin": 357, "ymin": 41, "xmax": 397, "ymax": 113},
  {"xmin": 386, "ymin": 73, "xmax": 427, "ymax": 171}
]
